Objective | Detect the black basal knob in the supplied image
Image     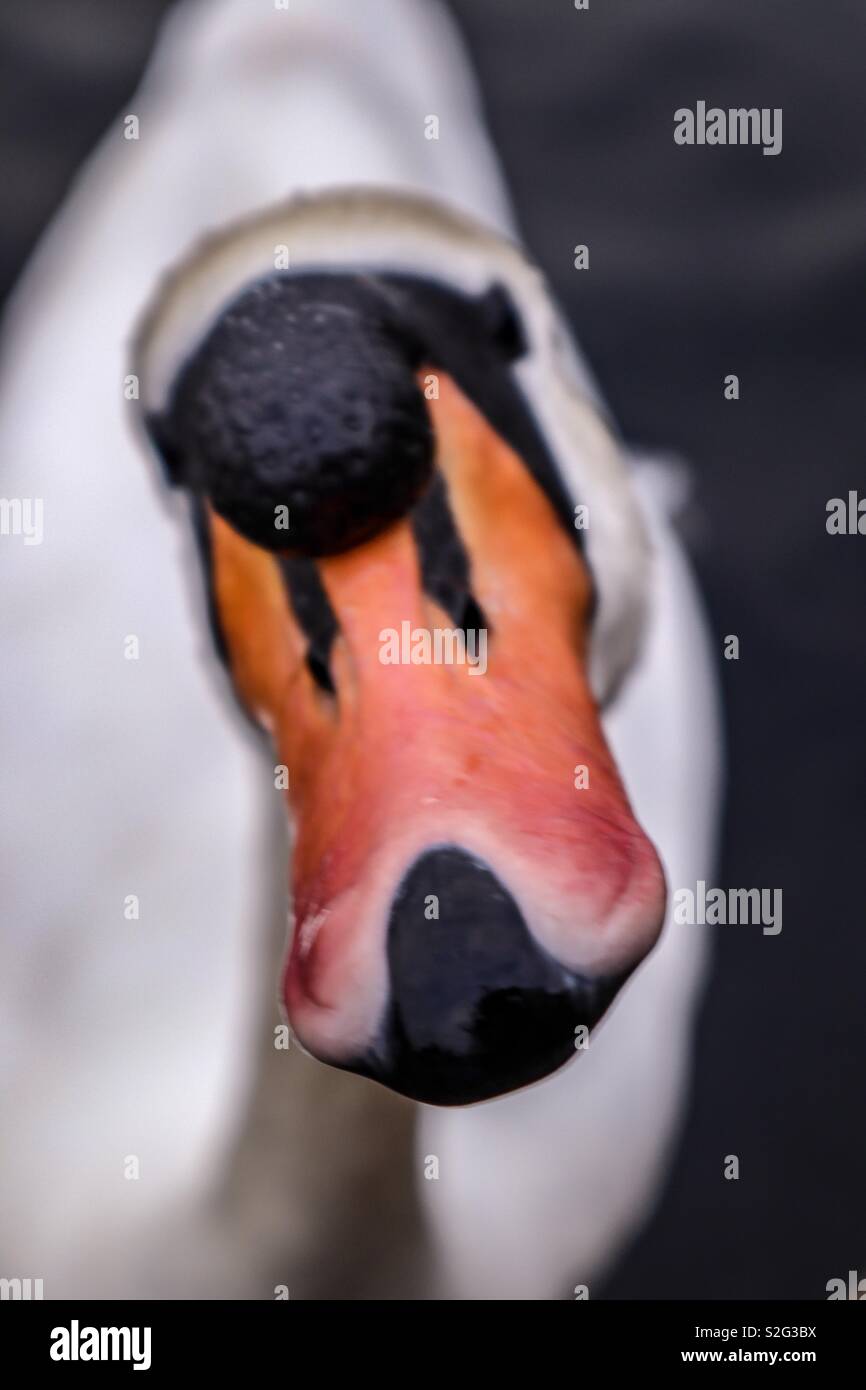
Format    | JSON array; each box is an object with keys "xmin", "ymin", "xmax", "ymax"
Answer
[{"xmin": 162, "ymin": 274, "xmax": 434, "ymax": 556}]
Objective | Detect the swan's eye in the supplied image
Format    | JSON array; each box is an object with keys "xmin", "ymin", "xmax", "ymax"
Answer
[{"xmin": 164, "ymin": 275, "xmax": 434, "ymax": 557}]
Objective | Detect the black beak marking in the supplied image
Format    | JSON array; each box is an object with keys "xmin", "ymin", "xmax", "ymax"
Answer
[{"xmin": 348, "ymin": 846, "xmax": 627, "ymax": 1106}]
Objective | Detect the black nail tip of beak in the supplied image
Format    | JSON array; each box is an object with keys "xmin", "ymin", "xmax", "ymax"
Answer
[
  {"xmin": 351, "ymin": 982, "xmax": 623, "ymax": 1107},
  {"xmin": 347, "ymin": 846, "xmax": 629, "ymax": 1107}
]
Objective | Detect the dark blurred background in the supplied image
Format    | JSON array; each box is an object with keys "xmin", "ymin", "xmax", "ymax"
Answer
[{"xmin": 2, "ymin": 0, "xmax": 863, "ymax": 1298}]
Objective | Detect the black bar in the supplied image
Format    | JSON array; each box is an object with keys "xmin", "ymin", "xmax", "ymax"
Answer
[{"xmin": 1, "ymin": 1299, "xmax": 861, "ymax": 1375}]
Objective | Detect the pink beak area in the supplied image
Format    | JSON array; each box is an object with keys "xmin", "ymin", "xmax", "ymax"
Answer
[{"xmin": 211, "ymin": 374, "xmax": 666, "ymax": 1105}]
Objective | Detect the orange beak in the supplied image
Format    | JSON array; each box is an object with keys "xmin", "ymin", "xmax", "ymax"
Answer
[{"xmin": 207, "ymin": 371, "xmax": 665, "ymax": 1104}]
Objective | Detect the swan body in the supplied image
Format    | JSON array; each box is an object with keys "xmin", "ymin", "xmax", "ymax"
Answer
[{"xmin": 0, "ymin": 0, "xmax": 721, "ymax": 1298}]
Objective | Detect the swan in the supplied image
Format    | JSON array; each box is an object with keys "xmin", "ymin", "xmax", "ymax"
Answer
[{"xmin": 0, "ymin": 0, "xmax": 721, "ymax": 1299}]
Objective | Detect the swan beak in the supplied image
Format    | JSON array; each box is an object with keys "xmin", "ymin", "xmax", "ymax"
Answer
[{"xmin": 207, "ymin": 372, "xmax": 665, "ymax": 1105}]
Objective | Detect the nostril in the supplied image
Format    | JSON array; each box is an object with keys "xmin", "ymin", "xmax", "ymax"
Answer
[
  {"xmin": 457, "ymin": 591, "xmax": 487, "ymax": 638},
  {"xmin": 305, "ymin": 647, "xmax": 336, "ymax": 696},
  {"xmin": 278, "ymin": 555, "xmax": 338, "ymax": 696},
  {"xmin": 351, "ymin": 846, "xmax": 628, "ymax": 1106}
]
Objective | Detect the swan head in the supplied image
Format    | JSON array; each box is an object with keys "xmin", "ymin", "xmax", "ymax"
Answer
[{"xmin": 134, "ymin": 189, "xmax": 664, "ymax": 1106}]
